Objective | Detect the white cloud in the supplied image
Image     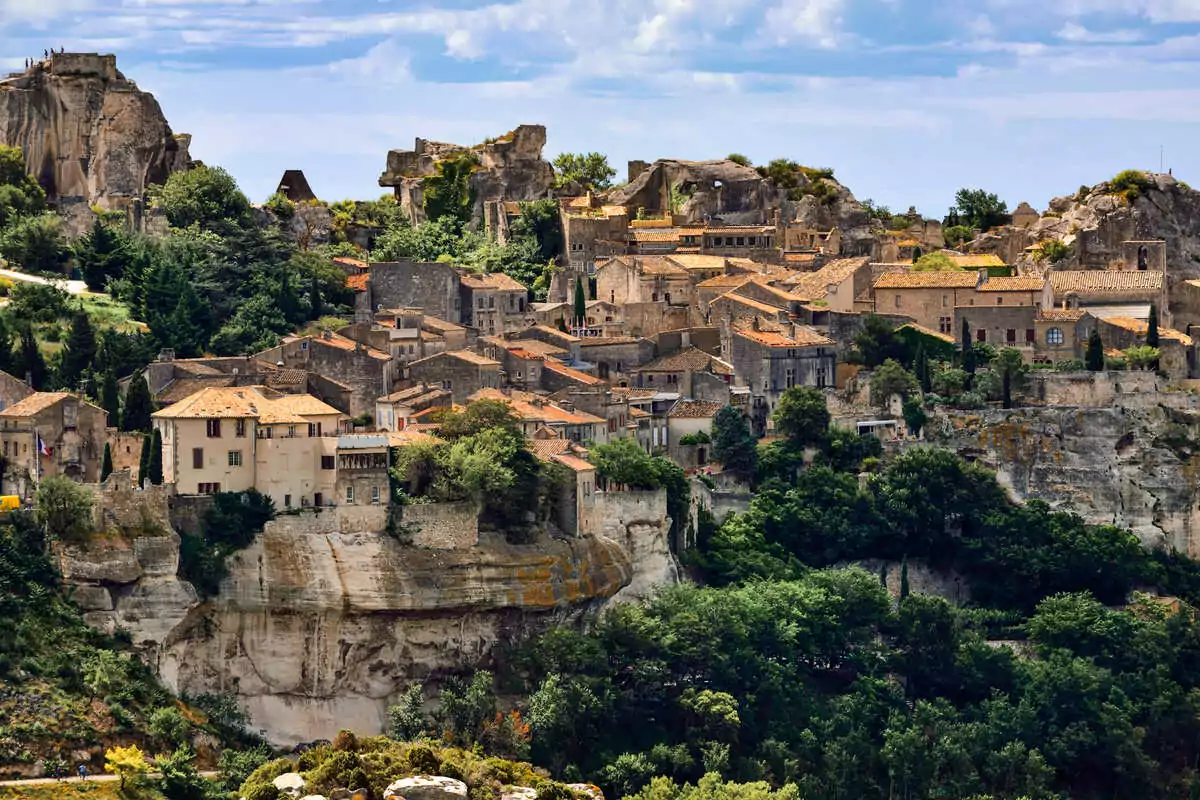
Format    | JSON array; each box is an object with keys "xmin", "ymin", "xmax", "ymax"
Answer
[
  {"xmin": 0, "ymin": 0, "xmax": 91, "ymax": 24},
  {"xmin": 1057, "ymin": 21, "xmax": 1144, "ymax": 42},
  {"xmin": 762, "ymin": 0, "xmax": 844, "ymax": 48}
]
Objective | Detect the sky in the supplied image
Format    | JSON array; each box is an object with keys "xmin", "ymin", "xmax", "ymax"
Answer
[{"xmin": 3, "ymin": 0, "xmax": 1200, "ymax": 219}]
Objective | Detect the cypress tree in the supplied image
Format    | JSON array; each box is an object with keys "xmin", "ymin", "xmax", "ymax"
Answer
[
  {"xmin": 573, "ymin": 276, "xmax": 586, "ymax": 326},
  {"xmin": 900, "ymin": 556, "xmax": 910, "ymax": 599},
  {"xmin": 100, "ymin": 443, "xmax": 113, "ymax": 483},
  {"xmin": 60, "ymin": 309, "xmax": 97, "ymax": 391},
  {"xmin": 914, "ymin": 344, "xmax": 931, "ymax": 393},
  {"xmin": 1085, "ymin": 329, "xmax": 1104, "ymax": 371},
  {"xmin": 1147, "ymin": 303, "xmax": 1160, "ymax": 348},
  {"xmin": 100, "ymin": 370, "xmax": 120, "ymax": 426},
  {"xmin": 147, "ymin": 429, "xmax": 163, "ymax": 486},
  {"xmin": 960, "ymin": 318, "xmax": 976, "ymax": 375},
  {"xmin": 16, "ymin": 325, "xmax": 46, "ymax": 390},
  {"xmin": 137, "ymin": 432, "xmax": 152, "ymax": 488},
  {"xmin": 122, "ymin": 372, "xmax": 153, "ymax": 432},
  {"xmin": 310, "ymin": 275, "xmax": 324, "ymax": 320}
]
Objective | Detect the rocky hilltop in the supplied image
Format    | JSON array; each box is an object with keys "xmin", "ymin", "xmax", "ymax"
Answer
[
  {"xmin": 379, "ymin": 124, "xmax": 555, "ymax": 226},
  {"xmin": 970, "ymin": 173, "xmax": 1200, "ymax": 281},
  {"xmin": 0, "ymin": 52, "xmax": 190, "ymax": 221}
]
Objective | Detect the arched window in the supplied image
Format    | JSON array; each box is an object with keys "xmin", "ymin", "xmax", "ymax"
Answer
[{"xmin": 1046, "ymin": 327, "xmax": 1064, "ymax": 345}]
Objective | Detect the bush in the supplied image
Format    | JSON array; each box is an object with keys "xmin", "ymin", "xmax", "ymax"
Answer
[
  {"xmin": 1036, "ymin": 239, "xmax": 1071, "ymax": 263},
  {"xmin": 1055, "ymin": 358, "xmax": 1085, "ymax": 372},
  {"xmin": 955, "ymin": 391, "xmax": 985, "ymax": 409},
  {"xmin": 148, "ymin": 705, "xmax": 190, "ymax": 747},
  {"xmin": 1111, "ymin": 169, "xmax": 1153, "ymax": 202},
  {"xmin": 34, "ymin": 475, "xmax": 93, "ymax": 541}
]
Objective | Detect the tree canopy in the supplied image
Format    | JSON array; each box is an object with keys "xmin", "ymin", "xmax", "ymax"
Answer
[{"xmin": 553, "ymin": 152, "xmax": 616, "ymax": 191}]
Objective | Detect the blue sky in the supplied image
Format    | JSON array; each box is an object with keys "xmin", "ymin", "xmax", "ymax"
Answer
[{"xmin": 4, "ymin": 0, "xmax": 1200, "ymax": 218}]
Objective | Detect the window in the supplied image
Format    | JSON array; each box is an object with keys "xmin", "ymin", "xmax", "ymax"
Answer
[
  {"xmin": 942, "ymin": 295, "xmax": 949, "ymax": 308},
  {"xmin": 314, "ymin": 492, "xmax": 323, "ymax": 507},
  {"xmin": 371, "ymin": 486, "xmax": 381, "ymax": 504},
  {"xmin": 235, "ymin": 419, "xmax": 246, "ymax": 438},
  {"xmin": 308, "ymin": 422, "xmax": 322, "ymax": 437},
  {"xmin": 442, "ymin": 379, "xmax": 452, "ymax": 390},
  {"xmin": 736, "ymin": 237, "xmax": 745, "ymax": 246},
  {"xmin": 786, "ymin": 368, "xmax": 795, "ymax": 388},
  {"xmin": 228, "ymin": 450, "xmax": 242, "ymax": 467},
  {"xmin": 651, "ymin": 292, "xmax": 658, "ymax": 302},
  {"xmin": 192, "ymin": 448, "xmax": 204, "ymax": 469},
  {"xmin": 1046, "ymin": 327, "xmax": 1065, "ymax": 345},
  {"xmin": 198, "ymin": 482, "xmax": 220, "ymax": 494},
  {"xmin": 894, "ymin": 295, "xmax": 901, "ymax": 308},
  {"xmin": 489, "ymin": 296, "xmax": 495, "ymax": 308},
  {"xmin": 997, "ymin": 296, "xmax": 1004, "ymax": 305},
  {"xmin": 976, "ymin": 329, "xmax": 987, "ymax": 342},
  {"xmin": 748, "ymin": 237, "xmax": 757, "ymax": 246},
  {"xmin": 346, "ymin": 486, "xmax": 355, "ymax": 504},
  {"xmin": 664, "ymin": 292, "xmax": 671, "ymax": 304},
  {"xmin": 206, "ymin": 419, "xmax": 222, "ymax": 438},
  {"xmin": 1006, "ymin": 328, "xmax": 1016, "ymax": 344},
  {"xmin": 287, "ymin": 425, "xmax": 296, "ymax": 438},
  {"xmin": 939, "ymin": 316, "xmax": 953, "ymax": 334},
  {"xmin": 301, "ymin": 341, "xmax": 308, "ymax": 351},
  {"xmin": 1026, "ymin": 329, "xmax": 1036, "ymax": 344}
]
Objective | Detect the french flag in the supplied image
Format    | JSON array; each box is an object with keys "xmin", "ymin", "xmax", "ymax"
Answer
[{"xmin": 37, "ymin": 435, "xmax": 51, "ymax": 457}]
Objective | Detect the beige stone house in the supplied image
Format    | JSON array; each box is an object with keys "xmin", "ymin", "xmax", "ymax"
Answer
[
  {"xmin": 781, "ymin": 256, "xmax": 872, "ymax": 313},
  {"xmin": 460, "ymin": 272, "xmax": 529, "ymax": 335},
  {"xmin": 0, "ymin": 392, "xmax": 108, "ymax": 498},
  {"xmin": 666, "ymin": 399, "xmax": 723, "ymax": 467},
  {"xmin": 407, "ymin": 350, "xmax": 502, "ymax": 404},
  {"xmin": 152, "ymin": 386, "xmax": 344, "ymax": 509},
  {"xmin": 1047, "ymin": 270, "xmax": 1169, "ymax": 325},
  {"xmin": 595, "ymin": 256, "xmax": 693, "ymax": 307},
  {"xmin": 873, "ymin": 270, "xmax": 986, "ymax": 334}
]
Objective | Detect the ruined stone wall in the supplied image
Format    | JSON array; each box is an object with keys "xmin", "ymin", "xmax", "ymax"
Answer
[
  {"xmin": 403, "ymin": 501, "xmax": 480, "ymax": 550},
  {"xmin": 1030, "ymin": 370, "xmax": 1171, "ymax": 408},
  {"xmin": 595, "ymin": 489, "xmax": 678, "ymax": 606}
]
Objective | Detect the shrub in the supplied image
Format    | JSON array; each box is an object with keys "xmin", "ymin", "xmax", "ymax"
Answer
[
  {"xmin": 956, "ymin": 391, "xmax": 985, "ymax": 409},
  {"xmin": 1055, "ymin": 358, "xmax": 1085, "ymax": 372},
  {"xmin": 1111, "ymin": 169, "xmax": 1153, "ymax": 202},
  {"xmin": 1036, "ymin": 239, "xmax": 1071, "ymax": 263},
  {"xmin": 913, "ymin": 252, "xmax": 957, "ymax": 271},
  {"xmin": 34, "ymin": 475, "xmax": 93, "ymax": 541}
]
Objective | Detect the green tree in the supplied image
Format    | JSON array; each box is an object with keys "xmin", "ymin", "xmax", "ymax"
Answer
[
  {"xmin": 149, "ymin": 164, "xmax": 252, "ymax": 232},
  {"xmin": 122, "ymin": 372, "xmax": 153, "ymax": 432},
  {"xmin": 1124, "ymin": 345, "xmax": 1161, "ymax": 370},
  {"xmin": 0, "ymin": 145, "xmax": 47, "ymax": 223},
  {"xmin": 437, "ymin": 670, "xmax": 496, "ymax": 745},
  {"xmin": 1147, "ymin": 303, "xmax": 1160, "ymax": 348},
  {"xmin": 100, "ymin": 443, "xmax": 113, "ymax": 483},
  {"xmin": 711, "ymin": 406, "xmax": 757, "ymax": 480},
  {"xmin": 943, "ymin": 224, "xmax": 973, "ymax": 248},
  {"xmin": 913, "ymin": 345, "xmax": 931, "ymax": 393},
  {"xmin": 147, "ymin": 429, "xmax": 163, "ymax": 486},
  {"xmin": 902, "ymin": 397, "xmax": 927, "ymax": 437},
  {"xmin": 553, "ymin": 152, "xmax": 616, "ymax": 191},
  {"xmin": 1085, "ymin": 329, "xmax": 1104, "ymax": 371},
  {"xmin": 148, "ymin": 706, "xmax": 191, "ymax": 748},
  {"xmin": 423, "ymin": 153, "xmax": 479, "ymax": 225},
  {"xmin": 156, "ymin": 746, "xmax": 208, "ymax": 800},
  {"xmin": 59, "ymin": 309, "xmax": 96, "ymax": 391},
  {"xmin": 100, "ymin": 369, "xmax": 120, "ymax": 423},
  {"xmin": 573, "ymin": 276, "xmax": 586, "ymax": 325},
  {"xmin": 870, "ymin": 359, "xmax": 920, "ymax": 408},
  {"xmin": 387, "ymin": 683, "xmax": 428, "ymax": 741},
  {"xmin": 913, "ymin": 252, "xmax": 956, "ymax": 271},
  {"xmin": 0, "ymin": 212, "xmax": 68, "ymax": 274},
  {"xmin": 83, "ymin": 650, "xmax": 124, "ymax": 701},
  {"xmin": 74, "ymin": 217, "xmax": 131, "ymax": 291},
  {"xmin": 947, "ymin": 188, "xmax": 1009, "ymax": 230},
  {"xmin": 0, "ymin": 316, "xmax": 13, "ymax": 376},
  {"xmin": 994, "ymin": 347, "xmax": 1029, "ymax": 409},
  {"xmin": 591, "ymin": 436, "xmax": 662, "ymax": 488},
  {"xmin": 35, "ymin": 475, "xmax": 93, "ymax": 540},
  {"xmin": 14, "ymin": 324, "xmax": 46, "ymax": 389},
  {"xmin": 854, "ymin": 314, "xmax": 907, "ymax": 367},
  {"xmin": 772, "ymin": 386, "xmax": 831, "ymax": 447}
]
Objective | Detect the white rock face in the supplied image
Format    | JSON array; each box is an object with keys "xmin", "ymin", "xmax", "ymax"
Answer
[
  {"xmin": 273, "ymin": 772, "xmax": 306, "ymax": 798},
  {"xmin": 500, "ymin": 787, "xmax": 538, "ymax": 800},
  {"xmin": 384, "ymin": 775, "xmax": 469, "ymax": 800}
]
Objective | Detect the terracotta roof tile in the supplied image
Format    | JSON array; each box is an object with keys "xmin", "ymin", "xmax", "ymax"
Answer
[
  {"xmin": 1037, "ymin": 308, "xmax": 1087, "ymax": 322},
  {"xmin": 1103, "ymin": 316, "xmax": 1193, "ymax": 345},
  {"xmin": 347, "ymin": 273, "xmax": 369, "ymax": 292},
  {"xmin": 631, "ymin": 230, "xmax": 681, "ymax": 243},
  {"xmin": 636, "ymin": 346, "xmax": 733, "ymax": 375},
  {"xmin": 698, "ymin": 274, "xmax": 754, "ymax": 289},
  {"xmin": 665, "ymin": 255, "xmax": 729, "ymax": 271},
  {"xmin": 668, "ymin": 399, "xmax": 724, "ymax": 419},
  {"xmin": 1049, "ymin": 270, "xmax": 1164, "ymax": 296},
  {"xmin": 552, "ymin": 453, "xmax": 596, "ymax": 472},
  {"xmin": 735, "ymin": 325, "xmax": 834, "ymax": 348},
  {"xmin": 152, "ymin": 386, "xmax": 341, "ymax": 421},
  {"xmin": 155, "ymin": 377, "xmax": 237, "ymax": 404},
  {"xmin": 978, "ymin": 276, "xmax": 1046, "ymax": 292},
  {"xmin": 873, "ymin": 271, "xmax": 981, "ymax": 289},
  {"xmin": 0, "ymin": 392, "xmax": 72, "ymax": 417},
  {"xmin": 543, "ymin": 360, "xmax": 607, "ymax": 386},
  {"xmin": 461, "ymin": 272, "xmax": 527, "ymax": 292},
  {"xmin": 712, "ymin": 291, "xmax": 786, "ymax": 316}
]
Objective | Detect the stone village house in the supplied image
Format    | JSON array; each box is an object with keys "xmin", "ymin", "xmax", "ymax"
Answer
[{"xmin": 0, "ymin": 392, "xmax": 108, "ymax": 498}]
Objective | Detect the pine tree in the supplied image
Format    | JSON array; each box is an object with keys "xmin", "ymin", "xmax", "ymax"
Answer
[
  {"xmin": 960, "ymin": 318, "xmax": 976, "ymax": 375},
  {"xmin": 711, "ymin": 405, "xmax": 758, "ymax": 480},
  {"xmin": 1086, "ymin": 329, "xmax": 1104, "ymax": 371},
  {"xmin": 573, "ymin": 276, "xmax": 586, "ymax": 326},
  {"xmin": 74, "ymin": 217, "xmax": 130, "ymax": 292},
  {"xmin": 879, "ymin": 563, "xmax": 888, "ymax": 588},
  {"xmin": 16, "ymin": 325, "xmax": 46, "ymax": 389},
  {"xmin": 900, "ymin": 556, "xmax": 910, "ymax": 599},
  {"xmin": 147, "ymin": 429, "xmax": 163, "ymax": 486},
  {"xmin": 100, "ymin": 442, "xmax": 113, "ymax": 483},
  {"xmin": 122, "ymin": 372, "xmax": 153, "ymax": 432},
  {"xmin": 137, "ymin": 432, "xmax": 152, "ymax": 488},
  {"xmin": 59, "ymin": 309, "xmax": 97, "ymax": 391},
  {"xmin": 166, "ymin": 286, "xmax": 207, "ymax": 358},
  {"xmin": 100, "ymin": 370, "xmax": 119, "ymax": 425}
]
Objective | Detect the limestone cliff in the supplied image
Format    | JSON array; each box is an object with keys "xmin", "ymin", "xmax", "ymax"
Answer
[
  {"xmin": 59, "ymin": 487, "xmax": 677, "ymax": 747},
  {"xmin": 378, "ymin": 125, "xmax": 555, "ymax": 226},
  {"xmin": 928, "ymin": 372, "xmax": 1200, "ymax": 556},
  {"xmin": 0, "ymin": 53, "xmax": 190, "ymax": 215}
]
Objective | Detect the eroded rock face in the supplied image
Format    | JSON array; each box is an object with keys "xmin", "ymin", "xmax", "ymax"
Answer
[
  {"xmin": 379, "ymin": 125, "xmax": 554, "ymax": 226},
  {"xmin": 0, "ymin": 53, "xmax": 190, "ymax": 213},
  {"xmin": 609, "ymin": 159, "xmax": 779, "ymax": 225}
]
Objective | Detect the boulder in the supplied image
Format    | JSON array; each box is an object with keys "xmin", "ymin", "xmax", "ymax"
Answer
[
  {"xmin": 383, "ymin": 775, "xmax": 469, "ymax": 800},
  {"xmin": 501, "ymin": 788, "xmax": 538, "ymax": 800},
  {"xmin": 274, "ymin": 772, "xmax": 307, "ymax": 798}
]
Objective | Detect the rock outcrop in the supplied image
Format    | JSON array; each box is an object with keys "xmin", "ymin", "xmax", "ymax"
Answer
[
  {"xmin": 384, "ymin": 775, "xmax": 468, "ymax": 800},
  {"xmin": 968, "ymin": 173, "xmax": 1200, "ymax": 284},
  {"xmin": 930, "ymin": 371, "xmax": 1200, "ymax": 556},
  {"xmin": 0, "ymin": 53, "xmax": 190, "ymax": 216},
  {"xmin": 378, "ymin": 125, "xmax": 555, "ymax": 226},
  {"xmin": 609, "ymin": 159, "xmax": 780, "ymax": 225}
]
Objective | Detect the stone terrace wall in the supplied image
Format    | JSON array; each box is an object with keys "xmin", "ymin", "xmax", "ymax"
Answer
[
  {"xmin": 402, "ymin": 501, "xmax": 479, "ymax": 550},
  {"xmin": 1030, "ymin": 370, "xmax": 1181, "ymax": 409}
]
